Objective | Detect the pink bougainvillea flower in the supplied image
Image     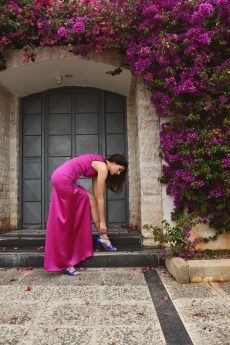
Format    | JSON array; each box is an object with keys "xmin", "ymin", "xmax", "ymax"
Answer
[
  {"xmin": 36, "ymin": 246, "xmax": 45, "ymax": 251},
  {"xmin": 79, "ymin": 267, "xmax": 86, "ymax": 271},
  {"xmin": 141, "ymin": 267, "xmax": 151, "ymax": 272},
  {"xmin": 219, "ymin": 95, "xmax": 228, "ymax": 104},
  {"xmin": 134, "ymin": 267, "xmax": 151, "ymax": 273},
  {"xmin": 57, "ymin": 27, "xmax": 68, "ymax": 37},
  {"xmin": 16, "ymin": 266, "xmax": 33, "ymax": 272},
  {"xmin": 163, "ymin": 295, "xmax": 169, "ymax": 301}
]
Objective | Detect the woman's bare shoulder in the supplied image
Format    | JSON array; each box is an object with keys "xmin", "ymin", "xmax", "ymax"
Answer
[{"xmin": 91, "ymin": 160, "xmax": 107, "ymax": 173}]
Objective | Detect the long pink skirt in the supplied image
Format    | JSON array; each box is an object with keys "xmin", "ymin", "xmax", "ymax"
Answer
[{"xmin": 44, "ymin": 170, "xmax": 93, "ymax": 271}]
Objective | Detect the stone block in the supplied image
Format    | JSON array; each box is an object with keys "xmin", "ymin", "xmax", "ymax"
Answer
[
  {"xmin": 188, "ymin": 259, "xmax": 230, "ymax": 283},
  {"xmin": 166, "ymin": 257, "xmax": 189, "ymax": 284}
]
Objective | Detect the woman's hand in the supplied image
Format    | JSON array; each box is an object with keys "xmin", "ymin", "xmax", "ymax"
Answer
[{"xmin": 99, "ymin": 222, "xmax": 108, "ymax": 234}]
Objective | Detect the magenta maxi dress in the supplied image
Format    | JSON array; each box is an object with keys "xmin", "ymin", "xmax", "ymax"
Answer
[{"xmin": 44, "ymin": 153, "xmax": 106, "ymax": 271}]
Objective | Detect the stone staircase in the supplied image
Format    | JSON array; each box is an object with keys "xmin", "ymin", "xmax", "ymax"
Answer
[{"xmin": 0, "ymin": 229, "xmax": 165, "ymax": 268}]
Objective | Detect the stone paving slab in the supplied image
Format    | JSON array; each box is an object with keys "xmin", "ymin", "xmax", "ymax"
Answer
[
  {"xmin": 171, "ymin": 298, "xmax": 230, "ymax": 345},
  {"xmin": 0, "ymin": 325, "xmax": 28, "ymax": 345},
  {"xmin": 217, "ymin": 282, "xmax": 230, "ymax": 295},
  {"xmin": 157, "ymin": 268, "xmax": 230, "ymax": 345},
  {"xmin": 21, "ymin": 326, "xmax": 94, "ymax": 345},
  {"xmin": 0, "ymin": 267, "xmax": 229, "ymax": 345},
  {"xmin": 0, "ymin": 267, "xmax": 166, "ymax": 345},
  {"xmin": 20, "ymin": 325, "xmax": 165, "ymax": 345},
  {"xmin": 0, "ymin": 284, "xmax": 53, "ymax": 303},
  {"xmin": 0, "ymin": 268, "xmax": 33, "ymax": 286},
  {"xmin": 0, "ymin": 302, "xmax": 40, "ymax": 326}
]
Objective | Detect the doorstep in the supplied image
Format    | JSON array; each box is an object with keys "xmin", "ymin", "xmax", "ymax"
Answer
[
  {"xmin": 0, "ymin": 249, "xmax": 165, "ymax": 268},
  {"xmin": 166, "ymin": 257, "xmax": 230, "ymax": 284}
]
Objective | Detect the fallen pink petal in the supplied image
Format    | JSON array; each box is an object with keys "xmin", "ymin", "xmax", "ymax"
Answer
[
  {"xmin": 36, "ymin": 246, "xmax": 45, "ymax": 251},
  {"xmin": 142, "ymin": 267, "xmax": 151, "ymax": 273},
  {"xmin": 163, "ymin": 296, "xmax": 169, "ymax": 301}
]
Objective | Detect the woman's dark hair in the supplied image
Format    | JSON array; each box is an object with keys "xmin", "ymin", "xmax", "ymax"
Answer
[{"xmin": 105, "ymin": 154, "xmax": 128, "ymax": 193}]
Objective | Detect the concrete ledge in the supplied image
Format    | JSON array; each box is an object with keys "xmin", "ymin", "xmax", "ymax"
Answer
[
  {"xmin": 166, "ymin": 257, "xmax": 230, "ymax": 283},
  {"xmin": 188, "ymin": 259, "xmax": 230, "ymax": 283},
  {"xmin": 165, "ymin": 257, "xmax": 189, "ymax": 284}
]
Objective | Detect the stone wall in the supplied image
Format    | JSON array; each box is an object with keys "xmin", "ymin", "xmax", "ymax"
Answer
[
  {"xmin": 0, "ymin": 85, "xmax": 11, "ymax": 232},
  {"xmin": 134, "ymin": 78, "xmax": 163, "ymax": 246},
  {"xmin": 0, "ymin": 85, "xmax": 19, "ymax": 232},
  {"xmin": 9, "ymin": 96, "xmax": 19, "ymax": 230}
]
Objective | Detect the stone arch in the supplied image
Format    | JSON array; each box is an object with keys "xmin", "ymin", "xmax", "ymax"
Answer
[{"xmin": 1, "ymin": 46, "xmax": 131, "ymax": 97}]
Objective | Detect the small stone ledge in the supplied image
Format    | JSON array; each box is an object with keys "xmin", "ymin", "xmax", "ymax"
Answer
[
  {"xmin": 188, "ymin": 259, "xmax": 230, "ymax": 283},
  {"xmin": 166, "ymin": 257, "xmax": 189, "ymax": 284},
  {"xmin": 166, "ymin": 257, "xmax": 230, "ymax": 283}
]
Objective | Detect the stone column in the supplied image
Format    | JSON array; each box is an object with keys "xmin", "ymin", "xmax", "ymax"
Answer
[
  {"xmin": 135, "ymin": 78, "xmax": 163, "ymax": 246},
  {"xmin": 10, "ymin": 95, "xmax": 19, "ymax": 229},
  {"xmin": 0, "ymin": 84, "xmax": 19, "ymax": 232},
  {"xmin": 127, "ymin": 76, "xmax": 140, "ymax": 228},
  {"xmin": 0, "ymin": 85, "xmax": 11, "ymax": 232}
]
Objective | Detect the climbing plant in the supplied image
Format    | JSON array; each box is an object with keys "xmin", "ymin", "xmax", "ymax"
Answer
[{"xmin": 0, "ymin": 0, "xmax": 229, "ymax": 235}]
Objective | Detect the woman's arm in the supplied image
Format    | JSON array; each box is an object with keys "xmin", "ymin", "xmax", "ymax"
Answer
[{"xmin": 91, "ymin": 161, "xmax": 108, "ymax": 228}]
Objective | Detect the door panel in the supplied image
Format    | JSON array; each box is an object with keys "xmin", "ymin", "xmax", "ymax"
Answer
[
  {"xmin": 76, "ymin": 93, "xmax": 99, "ymax": 113},
  {"xmin": 23, "ymin": 158, "xmax": 41, "ymax": 179},
  {"xmin": 108, "ymin": 200, "xmax": 126, "ymax": 223},
  {"xmin": 48, "ymin": 114, "xmax": 71, "ymax": 134},
  {"xmin": 23, "ymin": 115, "xmax": 41, "ymax": 135},
  {"xmin": 23, "ymin": 180, "xmax": 41, "ymax": 201},
  {"xmin": 21, "ymin": 88, "xmax": 128, "ymax": 230},
  {"xmin": 75, "ymin": 135, "xmax": 99, "ymax": 155},
  {"xmin": 106, "ymin": 113, "xmax": 124, "ymax": 133},
  {"xmin": 23, "ymin": 202, "xmax": 41, "ymax": 224},
  {"xmin": 21, "ymin": 94, "xmax": 42, "ymax": 229},
  {"xmin": 76, "ymin": 114, "xmax": 98, "ymax": 134},
  {"xmin": 49, "ymin": 93, "xmax": 72, "ymax": 113},
  {"xmin": 23, "ymin": 95, "xmax": 42, "ymax": 114},
  {"xmin": 104, "ymin": 92, "xmax": 127, "ymax": 228},
  {"xmin": 23, "ymin": 136, "xmax": 41, "ymax": 157},
  {"xmin": 106, "ymin": 134, "xmax": 125, "ymax": 155},
  {"xmin": 48, "ymin": 135, "xmax": 72, "ymax": 156}
]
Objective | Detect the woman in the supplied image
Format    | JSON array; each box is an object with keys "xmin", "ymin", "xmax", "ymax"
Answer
[{"xmin": 44, "ymin": 153, "xmax": 128, "ymax": 276}]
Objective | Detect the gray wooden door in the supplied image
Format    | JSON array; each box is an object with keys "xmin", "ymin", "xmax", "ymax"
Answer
[{"xmin": 20, "ymin": 87, "xmax": 128, "ymax": 232}]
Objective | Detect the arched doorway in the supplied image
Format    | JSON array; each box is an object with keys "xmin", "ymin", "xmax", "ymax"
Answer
[{"xmin": 20, "ymin": 87, "xmax": 129, "ymax": 232}]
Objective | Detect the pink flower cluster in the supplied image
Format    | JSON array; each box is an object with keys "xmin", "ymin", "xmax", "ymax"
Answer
[{"xmin": 160, "ymin": 121, "xmax": 230, "ymax": 230}]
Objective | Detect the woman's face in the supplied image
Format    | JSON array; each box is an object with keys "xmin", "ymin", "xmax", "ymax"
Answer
[{"xmin": 107, "ymin": 162, "xmax": 125, "ymax": 176}]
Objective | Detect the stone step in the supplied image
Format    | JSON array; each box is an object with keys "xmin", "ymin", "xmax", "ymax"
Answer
[
  {"xmin": 0, "ymin": 248, "xmax": 165, "ymax": 268},
  {"xmin": 0, "ymin": 233, "xmax": 142, "ymax": 249}
]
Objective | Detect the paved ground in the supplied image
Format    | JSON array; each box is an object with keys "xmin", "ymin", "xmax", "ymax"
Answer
[{"xmin": 0, "ymin": 266, "xmax": 229, "ymax": 345}]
